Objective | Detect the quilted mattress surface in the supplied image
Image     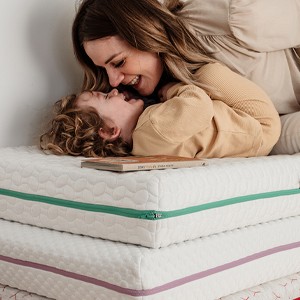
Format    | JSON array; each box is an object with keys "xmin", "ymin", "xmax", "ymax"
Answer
[
  {"xmin": 1, "ymin": 216, "xmax": 300, "ymax": 300},
  {"xmin": 1, "ymin": 146, "xmax": 300, "ymax": 248},
  {"xmin": 2, "ymin": 272, "xmax": 300, "ymax": 300}
]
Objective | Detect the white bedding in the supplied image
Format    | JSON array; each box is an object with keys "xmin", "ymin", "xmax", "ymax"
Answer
[
  {"xmin": 1, "ymin": 146, "xmax": 300, "ymax": 248},
  {"xmin": 2, "ymin": 273, "xmax": 300, "ymax": 300},
  {"xmin": 1, "ymin": 216, "xmax": 300, "ymax": 300}
]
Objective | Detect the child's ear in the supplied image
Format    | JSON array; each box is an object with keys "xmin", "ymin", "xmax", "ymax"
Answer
[{"xmin": 98, "ymin": 126, "xmax": 121, "ymax": 142}]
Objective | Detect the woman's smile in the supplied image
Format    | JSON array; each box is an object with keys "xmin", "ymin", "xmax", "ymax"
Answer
[{"xmin": 83, "ymin": 36, "xmax": 163, "ymax": 96}]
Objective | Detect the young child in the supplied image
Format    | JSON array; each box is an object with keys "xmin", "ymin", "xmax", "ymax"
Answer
[{"xmin": 40, "ymin": 63, "xmax": 281, "ymax": 158}]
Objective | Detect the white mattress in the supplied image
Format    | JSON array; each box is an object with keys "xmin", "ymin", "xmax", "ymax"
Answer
[
  {"xmin": 1, "ymin": 216, "xmax": 300, "ymax": 300},
  {"xmin": 1, "ymin": 146, "xmax": 300, "ymax": 248},
  {"xmin": 2, "ymin": 273, "xmax": 300, "ymax": 300}
]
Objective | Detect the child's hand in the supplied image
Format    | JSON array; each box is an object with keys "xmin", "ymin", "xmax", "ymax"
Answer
[{"xmin": 158, "ymin": 82, "xmax": 177, "ymax": 102}]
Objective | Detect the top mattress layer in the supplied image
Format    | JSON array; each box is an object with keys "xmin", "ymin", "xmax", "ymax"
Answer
[{"xmin": 1, "ymin": 146, "xmax": 300, "ymax": 248}]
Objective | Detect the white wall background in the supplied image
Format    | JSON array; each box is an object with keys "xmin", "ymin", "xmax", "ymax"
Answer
[{"xmin": 0, "ymin": 0, "xmax": 82, "ymax": 148}]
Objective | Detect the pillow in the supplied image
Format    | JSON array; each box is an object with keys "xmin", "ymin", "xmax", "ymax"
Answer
[{"xmin": 271, "ymin": 111, "xmax": 300, "ymax": 155}]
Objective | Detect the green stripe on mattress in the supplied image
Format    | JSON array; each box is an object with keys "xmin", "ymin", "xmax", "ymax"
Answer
[{"xmin": 0, "ymin": 188, "xmax": 300, "ymax": 220}]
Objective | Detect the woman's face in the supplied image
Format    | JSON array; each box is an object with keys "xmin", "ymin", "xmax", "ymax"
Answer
[{"xmin": 83, "ymin": 35, "xmax": 164, "ymax": 96}]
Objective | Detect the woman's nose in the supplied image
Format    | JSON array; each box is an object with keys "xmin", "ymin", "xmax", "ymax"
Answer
[{"xmin": 106, "ymin": 68, "xmax": 125, "ymax": 87}]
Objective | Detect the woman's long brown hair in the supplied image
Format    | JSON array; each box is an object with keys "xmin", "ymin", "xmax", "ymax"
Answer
[{"xmin": 72, "ymin": 0, "xmax": 217, "ymax": 93}]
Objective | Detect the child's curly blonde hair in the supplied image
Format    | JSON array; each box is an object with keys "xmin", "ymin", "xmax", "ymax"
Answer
[{"xmin": 40, "ymin": 94, "xmax": 131, "ymax": 157}]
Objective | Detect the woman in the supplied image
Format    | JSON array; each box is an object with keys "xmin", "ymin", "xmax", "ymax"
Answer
[{"xmin": 71, "ymin": 0, "xmax": 281, "ymax": 156}]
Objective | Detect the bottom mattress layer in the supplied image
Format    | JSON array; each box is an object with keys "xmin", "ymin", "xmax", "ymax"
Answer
[
  {"xmin": 0, "ymin": 284, "xmax": 53, "ymax": 300},
  {"xmin": 1, "ymin": 272, "xmax": 300, "ymax": 300},
  {"xmin": 1, "ymin": 217, "xmax": 300, "ymax": 299}
]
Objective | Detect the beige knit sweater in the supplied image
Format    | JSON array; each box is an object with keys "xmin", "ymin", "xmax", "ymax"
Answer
[{"xmin": 132, "ymin": 63, "xmax": 281, "ymax": 158}]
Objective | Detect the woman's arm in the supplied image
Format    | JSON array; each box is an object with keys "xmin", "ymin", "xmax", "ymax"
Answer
[{"xmin": 197, "ymin": 63, "xmax": 281, "ymax": 154}]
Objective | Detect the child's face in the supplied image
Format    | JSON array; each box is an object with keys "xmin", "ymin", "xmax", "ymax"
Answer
[{"xmin": 76, "ymin": 89, "xmax": 144, "ymax": 138}]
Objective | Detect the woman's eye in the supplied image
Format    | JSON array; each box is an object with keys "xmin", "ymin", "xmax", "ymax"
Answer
[{"xmin": 114, "ymin": 59, "xmax": 125, "ymax": 68}]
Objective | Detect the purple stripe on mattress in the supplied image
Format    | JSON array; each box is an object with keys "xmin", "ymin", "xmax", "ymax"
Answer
[{"xmin": 1, "ymin": 241, "xmax": 300, "ymax": 297}]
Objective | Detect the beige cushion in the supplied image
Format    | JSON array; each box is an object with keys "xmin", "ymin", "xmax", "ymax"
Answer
[
  {"xmin": 181, "ymin": 0, "xmax": 300, "ymax": 114},
  {"xmin": 271, "ymin": 112, "xmax": 300, "ymax": 155}
]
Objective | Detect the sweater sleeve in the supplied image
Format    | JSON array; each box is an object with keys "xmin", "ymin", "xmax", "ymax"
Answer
[
  {"xmin": 134, "ymin": 84, "xmax": 214, "ymax": 144},
  {"xmin": 197, "ymin": 63, "xmax": 281, "ymax": 154},
  {"xmin": 196, "ymin": 63, "xmax": 278, "ymax": 123}
]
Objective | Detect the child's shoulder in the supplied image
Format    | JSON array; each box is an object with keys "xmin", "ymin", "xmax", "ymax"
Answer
[
  {"xmin": 196, "ymin": 62, "xmax": 237, "ymax": 85},
  {"xmin": 197, "ymin": 62, "xmax": 228, "ymax": 74}
]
